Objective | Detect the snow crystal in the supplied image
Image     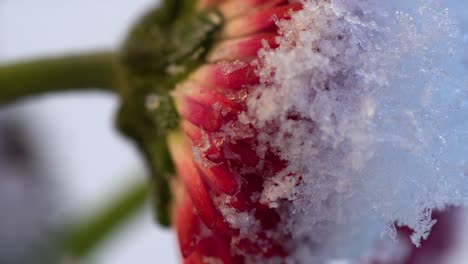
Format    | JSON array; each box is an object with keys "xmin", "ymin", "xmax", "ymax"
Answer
[
  {"xmin": 192, "ymin": 129, "xmax": 220, "ymax": 168},
  {"xmin": 219, "ymin": 60, "xmax": 248, "ymax": 75},
  {"xmin": 238, "ymin": 0, "xmax": 468, "ymax": 262},
  {"xmin": 214, "ymin": 194, "xmax": 261, "ymax": 235}
]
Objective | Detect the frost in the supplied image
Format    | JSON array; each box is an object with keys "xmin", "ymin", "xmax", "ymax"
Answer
[
  {"xmin": 236, "ymin": 0, "xmax": 468, "ymax": 262},
  {"xmin": 219, "ymin": 60, "xmax": 247, "ymax": 75},
  {"xmin": 192, "ymin": 130, "xmax": 220, "ymax": 168},
  {"xmin": 214, "ymin": 194, "xmax": 261, "ymax": 235},
  {"xmin": 260, "ymin": 173, "xmax": 301, "ymax": 208}
]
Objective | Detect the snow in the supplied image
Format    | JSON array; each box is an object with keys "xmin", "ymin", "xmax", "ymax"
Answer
[{"xmin": 234, "ymin": 0, "xmax": 468, "ymax": 262}]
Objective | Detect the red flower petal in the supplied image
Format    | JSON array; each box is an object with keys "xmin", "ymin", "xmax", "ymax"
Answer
[
  {"xmin": 207, "ymin": 32, "xmax": 279, "ymax": 62},
  {"xmin": 219, "ymin": 0, "xmax": 288, "ymax": 20},
  {"xmin": 184, "ymin": 235, "xmax": 234, "ymax": 264},
  {"xmin": 190, "ymin": 62, "xmax": 259, "ymax": 91},
  {"xmin": 179, "ymin": 81, "xmax": 244, "ymax": 111},
  {"xmin": 173, "ymin": 81, "xmax": 242, "ymax": 132},
  {"xmin": 254, "ymin": 202, "xmax": 281, "ymax": 230},
  {"xmin": 176, "ymin": 195, "xmax": 202, "ymax": 258},
  {"xmin": 181, "ymin": 120, "xmax": 225, "ymax": 164},
  {"xmin": 223, "ymin": 3, "xmax": 303, "ymax": 38},
  {"xmin": 197, "ymin": 162, "xmax": 240, "ymax": 195},
  {"xmin": 175, "ymin": 96, "xmax": 224, "ymax": 132},
  {"xmin": 213, "ymin": 216, "xmax": 238, "ymax": 236},
  {"xmin": 169, "ymin": 132, "xmax": 218, "ymax": 228},
  {"xmin": 223, "ymin": 140, "xmax": 260, "ymax": 167}
]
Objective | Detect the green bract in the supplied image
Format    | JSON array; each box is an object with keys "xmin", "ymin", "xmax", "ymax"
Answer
[{"xmin": 117, "ymin": 0, "xmax": 223, "ymax": 226}]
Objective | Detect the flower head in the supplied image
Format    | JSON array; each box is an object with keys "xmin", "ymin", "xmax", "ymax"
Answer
[
  {"xmin": 118, "ymin": 0, "xmax": 468, "ymax": 263},
  {"xmin": 166, "ymin": 1, "xmax": 303, "ymax": 263}
]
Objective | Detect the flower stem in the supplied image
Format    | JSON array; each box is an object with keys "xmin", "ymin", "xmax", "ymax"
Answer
[{"xmin": 0, "ymin": 51, "xmax": 119, "ymax": 105}]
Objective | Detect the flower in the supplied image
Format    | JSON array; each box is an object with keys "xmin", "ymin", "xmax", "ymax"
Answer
[
  {"xmin": 0, "ymin": 0, "xmax": 465, "ymax": 262},
  {"xmin": 165, "ymin": 1, "xmax": 302, "ymax": 263},
  {"xmin": 118, "ymin": 0, "xmax": 467, "ymax": 263}
]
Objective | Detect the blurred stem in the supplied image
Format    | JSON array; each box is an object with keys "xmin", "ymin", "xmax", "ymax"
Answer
[
  {"xmin": 0, "ymin": 51, "xmax": 119, "ymax": 105},
  {"xmin": 62, "ymin": 180, "xmax": 149, "ymax": 258}
]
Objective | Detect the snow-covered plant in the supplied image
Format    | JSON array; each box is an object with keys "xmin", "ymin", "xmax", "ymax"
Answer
[{"xmin": 0, "ymin": 0, "xmax": 467, "ymax": 263}]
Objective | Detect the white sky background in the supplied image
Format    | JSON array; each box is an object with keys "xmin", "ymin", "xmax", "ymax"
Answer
[{"xmin": 0, "ymin": 0, "xmax": 178, "ymax": 263}]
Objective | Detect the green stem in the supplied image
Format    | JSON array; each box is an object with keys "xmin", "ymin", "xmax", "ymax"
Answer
[
  {"xmin": 61, "ymin": 181, "xmax": 149, "ymax": 258},
  {"xmin": 0, "ymin": 51, "xmax": 119, "ymax": 105}
]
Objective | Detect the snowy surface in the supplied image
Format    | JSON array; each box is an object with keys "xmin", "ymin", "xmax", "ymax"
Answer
[{"xmin": 238, "ymin": 0, "xmax": 468, "ymax": 262}]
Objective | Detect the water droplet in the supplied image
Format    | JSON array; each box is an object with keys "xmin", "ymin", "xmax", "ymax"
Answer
[
  {"xmin": 207, "ymin": 11, "xmax": 222, "ymax": 26},
  {"xmin": 145, "ymin": 94, "xmax": 162, "ymax": 111},
  {"xmin": 165, "ymin": 64, "xmax": 185, "ymax": 75}
]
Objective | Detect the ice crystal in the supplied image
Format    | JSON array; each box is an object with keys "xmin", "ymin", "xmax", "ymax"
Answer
[{"xmin": 233, "ymin": 0, "xmax": 468, "ymax": 262}]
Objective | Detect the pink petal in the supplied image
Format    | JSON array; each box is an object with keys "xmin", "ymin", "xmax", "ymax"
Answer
[
  {"xmin": 176, "ymin": 195, "xmax": 201, "ymax": 258},
  {"xmin": 168, "ymin": 132, "xmax": 218, "ymax": 228},
  {"xmin": 190, "ymin": 63, "xmax": 259, "ymax": 91},
  {"xmin": 219, "ymin": 0, "xmax": 287, "ymax": 20},
  {"xmin": 207, "ymin": 32, "xmax": 279, "ymax": 62},
  {"xmin": 197, "ymin": 162, "xmax": 240, "ymax": 195},
  {"xmin": 223, "ymin": 3, "xmax": 303, "ymax": 38}
]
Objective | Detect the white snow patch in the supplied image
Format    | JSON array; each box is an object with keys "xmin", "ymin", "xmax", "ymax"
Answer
[{"xmin": 238, "ymin": 0, "xmax": 468, "ymax": 262}]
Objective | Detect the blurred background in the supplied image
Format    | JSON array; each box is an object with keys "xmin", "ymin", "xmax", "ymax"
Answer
[
  {"xmin": 0, "ymin": 0, "xmax": 178, "ymax": 263},
  {"xmin": 0, "ymin": 0, "xmax": 467, "ymax": 264}
]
